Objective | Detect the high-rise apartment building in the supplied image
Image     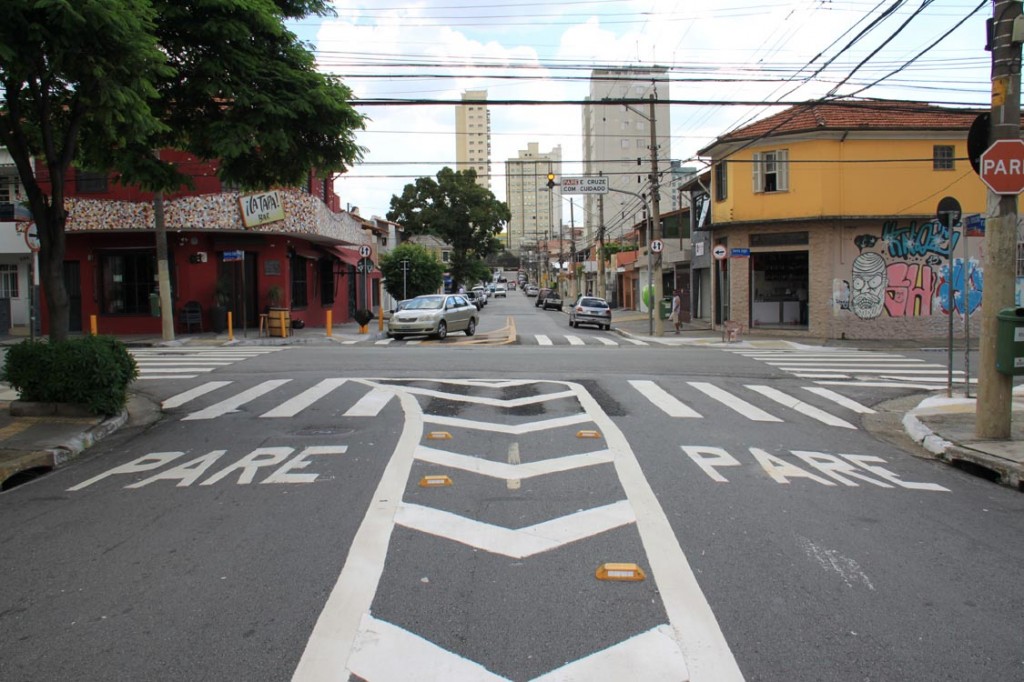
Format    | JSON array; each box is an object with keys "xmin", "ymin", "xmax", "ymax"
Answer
[
  {"xmin": 455, "ymin": 90, "xmax": 491, "ymax": 190},
  {"xmin": 581, "ymin": 67, "xmax": 671, "ymax": 243},
  {"xmin": 504, "ymin": 143, "xmax": 562, "ymax": 255}
]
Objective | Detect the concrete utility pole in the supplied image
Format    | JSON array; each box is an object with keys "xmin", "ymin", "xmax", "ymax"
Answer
[
  {"xmin": 977, "ymin": 0, "xmax": 1022, "ymax": 439},
  {"xmin": 154, "ymin": 190, "xmax": 175, "ymax": 342},
  {"xmin": 649, "ymin": 93, "xmax": 664, "ymax": 337},
  {"xmin": 597, "ymin": 173, "xmax": 607, "ymax": 300}
]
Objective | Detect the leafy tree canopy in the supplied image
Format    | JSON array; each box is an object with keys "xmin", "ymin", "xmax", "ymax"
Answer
[
  {"xmin": 379, "ymin": 243, "xmax": 445, "ymax": 301},
  {"xmin": 386, "ymin": 167, "xmax": 510, "ymax": 291}
]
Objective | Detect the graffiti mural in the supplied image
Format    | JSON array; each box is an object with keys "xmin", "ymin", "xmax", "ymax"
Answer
[{"xmin": 847, "ymin": 221, "xmax": 983, "ymax": 320}]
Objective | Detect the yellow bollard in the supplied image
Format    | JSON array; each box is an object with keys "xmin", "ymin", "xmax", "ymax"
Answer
[
  {"xmin": 278, "ymin": 309, "xmax": 287, "ymax": 337},
  {"xmin": 227, "ymin": 311, "xmax": 234, "ymax": 341},
  {"xmin": 378, "ymin": 306, "xmax": 384, "ymax": 332},
  {"xmin": 90, "ymin": 314, "xmax": 97, "ymax": 336},
  {"xmin": 326, "ymin": 310, "xmax": 332, "ymax": 337}
]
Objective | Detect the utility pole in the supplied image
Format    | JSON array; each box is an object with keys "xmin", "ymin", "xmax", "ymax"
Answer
[
  {"xmin": 154, "ymin": 190, "xmax": 175, "ymax": 341},
  {"xmin": 977, "ymin": 0, "xmax": 1021, "ymax": 438},
  {"xmin": 597, "ymin": 172, "xmax": 606, "ymax": 300},
  {"xmin": 649, "ymin": 93, "xmax": 664, "ymax": 337}
]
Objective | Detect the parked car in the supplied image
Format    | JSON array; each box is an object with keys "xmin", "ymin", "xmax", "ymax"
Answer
[
  {"xmin": 471, "ymin": 286, "xmax": 488, "ymax": 305},
  {"xmin": 387, "ymin": 294, "xmax": 478, "ymax": 340},
  {"xmin": 525, "ymin": 284, "xmax": 539, "ymax": 297},
  {"xmin": 464, "ymin": 290, "xmax": 485, "ymax": 310},
  {"xmin": 534, "ymin": 287, "xmax": 553, "ymax": 307},
  {"xmin": 494, "ymin": 284, "xmax": 507, "ymax": 298},
  {"xmin": 569, "ymin": 296, "xmax": 612, "ymax": 330},
  {"xmin": 541, "ymin": 290, "xmax": 562, "ymax": 311}
]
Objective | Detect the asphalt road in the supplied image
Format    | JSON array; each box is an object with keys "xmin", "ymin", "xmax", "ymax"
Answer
[{"xmin": 1, "ymin": 294, "xmax": 1022, "ymax": 682}]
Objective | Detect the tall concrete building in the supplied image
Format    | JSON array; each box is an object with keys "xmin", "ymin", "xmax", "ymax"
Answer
[
  {"xmin": 504, "ymin": 143, "xmax": 562, "ymax": 255},
  {"xmin": 455, "ymin": 90, "xmax": 491, "ymax": 190},
  {"xmin": 581, "ymin": 67, "xmax": 671, "ymax": 243}
]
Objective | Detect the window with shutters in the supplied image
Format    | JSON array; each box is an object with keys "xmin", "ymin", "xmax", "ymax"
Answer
[
  {"xmin": 752, "ymin": 150, "xmax": 789, "ymax": 193},
  {"xmin": 714, "ymin": 161, "xmax": 728, "ymax": 201}
]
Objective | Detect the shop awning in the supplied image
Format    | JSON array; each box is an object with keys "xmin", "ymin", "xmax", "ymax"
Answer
[
  {"xmin": 329, "ymin": 246, "xmax": 362, "ymax": 266},
  {"xmin": 292, "ymin": 244, "xmax": 321, "ymax": 260}
]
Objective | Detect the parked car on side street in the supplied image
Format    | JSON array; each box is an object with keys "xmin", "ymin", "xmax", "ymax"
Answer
[
  {"xmin": 387, "ymin": 294, "xmax": 478, "ymax": 340},
  {"xmin": 541, "ymin": 290, "xmax": 562, "ymax": 311},
  {"xmin": 525, "ymin": 284, "xmax": 539, "ymax": 297},
  {"xmin": 569, "ymin": 296, "xmax": 612, "ymax": 330},
  {"xmin": 534, "ymin": 287, "xmax": 553, "ymax": 307},
  {"xmin": 464, "ymin": 290, "xmax": 485, "ymax": 310},
  {"xmin": 471, "ymin": 286, "xmax": 488, "ymax": 305}
]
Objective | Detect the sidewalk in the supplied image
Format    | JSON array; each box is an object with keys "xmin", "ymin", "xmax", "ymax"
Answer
[{"xmin": 0, "ymin": 315, "xmax": 1021, "ymax": 491}]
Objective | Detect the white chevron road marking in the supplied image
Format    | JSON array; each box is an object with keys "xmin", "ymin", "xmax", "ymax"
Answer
[
  {"xmin": 397, "ymin": 384, "xmax": 576, "ymax": 408},
  {"xmin": 415, "ymin": 445, "xmax": 614, "ymax": 479},
  {"xmin": 423, "ymin": 412, "xmax": 592, "ymax": 434},
  {"xmin": 395, "ymin": 500, "xmax": 636, "ymax": 558},
  {"xmin": 347, "ymin": 616, "xmax": 689, "ymax": 682}
]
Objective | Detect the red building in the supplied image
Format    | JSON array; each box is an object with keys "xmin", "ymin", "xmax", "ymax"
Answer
[{"xmin": 39, "ymin": 150, "xmax": 380, "ymax": 335}]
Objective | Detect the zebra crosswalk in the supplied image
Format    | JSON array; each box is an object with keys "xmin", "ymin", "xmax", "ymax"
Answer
[
  {"xmin": 721, "ymin": 347, "xmax": 969, "ymax": 389},
  {"xmin": 159, "ymin": 375, "xmax": 875, "ymax": 430},
  {"xmin": 130, "ymin": 347, "xmax": 288, "ymax": 380}
]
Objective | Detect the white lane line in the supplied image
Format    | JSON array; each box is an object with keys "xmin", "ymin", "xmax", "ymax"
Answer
[
  {"xmin": 802, "ymin": 387, "xmax": 876, "ymax": 414},
  {"xmin": 260, "ymin": 379, "xmax": 348, "ymax": 418},
  {"xmin": 423, "ymin": 412, "xmax": 591, "ymax": 434},
  {"xmin": 416, "ymin": 446, "xmax": 614, "ymax": 479},
  {"xmin": 395, "ymin": 500, "xmax": 636, "ymax": 558},
  {"xmin": 134, "ymin": 359, "xmax": 234, "ymax": 365},
  {"xmin": 776, "ymin": 365, "xmax": 952, "ymax": 373},
  {"xmin": 341, "ymin": 339, "xmax": 360, "ymax": 345},
  {"xmin": 815, "ymin": 380, "xmax": 945, "ymax": 389},
  {"xmin": 375, "ymin": 338, "xmax": 394, "ymax": 345},
  {"xmin": 763, "ymin": 359, "xmax": 927, "ymax": 365},
  {"xmin": 623, "ymin": 338, "xmax": 649, "ymax": 346},
  {"xmin": 570, "ymin": 381, "xmax": 742, "ymax": 680},
  {"xmin": 793, "ymin": 373, "xmax": 851, "ymax": 379},
  {"xmin": 688, "ymin": 381, "xmax": 782, "ymax": 422},
  {"xmin": 628, "ymin": 380, "xmax": 702, "ymax": 418},
  {"xmin": 291, "ymin": 388, "xmax": 432, "ymax": 680},
  {"xmin": 406, "ymin": 340, "xmax": 422, "ymax": 345},
  {"xmin": 595, "ymin": 337, "xmax": 618, "ymax": 346},
  {"xmin": 343, "ymin": 387, "xmax": 396, "ymax": 417},
  {"xmin": 182, "ymin": 379, "xmax": 291, "ymax": 420},
  {"xmin": 566, "ymin": 335, "xmax": 585, "ymax": 346},
  {"xmin": 137, "ymin": 375, "xmax": 198, "ymax": 380},
  {"xmin": 536, "ymin": 334, "xmax": 553, "ymax": 346},
  {"xmin": 135, "ymin": 367, "xmax": 219, "ymax": 373},
  {"xmin": 162, "ymin": 381, "xmax": 232, "ymax": 409},
  {"xmin": 746, "ymin": 385, "xmax": 857, "ymax": 429},
  {"xmin": 533, "ymin": 625, "xmax": 689, "ymax": 682}
]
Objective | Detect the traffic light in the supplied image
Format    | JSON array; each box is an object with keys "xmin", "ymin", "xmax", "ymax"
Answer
[{"xmin": 546, "ymin": 172, "xmax": 556, "ymax": 189}]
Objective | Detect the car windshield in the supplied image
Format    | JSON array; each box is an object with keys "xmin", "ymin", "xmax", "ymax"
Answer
[
  {"xmin": 580, "ymin": 298, "xmax": 608, "ymax": 308},
  {"xmin": 406, "ymin": 296, "xmax": 444, "ymax": 310}
]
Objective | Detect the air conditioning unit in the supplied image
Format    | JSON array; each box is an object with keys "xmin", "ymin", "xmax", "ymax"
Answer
[{"xmin": 197, "ymin": 251, "xmax": 208, "ymax": 263}]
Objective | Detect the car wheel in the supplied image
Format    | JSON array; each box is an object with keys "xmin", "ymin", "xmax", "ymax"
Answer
[
  {"xmin": 603, "ymin": 324, "xmax": 610, "ymax": 331},
  {"xmin": 571, "ymin": 319, "xmax": 577, "ymax": 328},
  {"xmin": 391, "ymin": 333, "xmax": 404, "ymax": 340},
  {"xmin": 465, "ymin": 318, "xmax": 476, "ymax": 336},
  {"xmin": 436, "ymin": 321, "xmax": 447, "ymax": 340}
]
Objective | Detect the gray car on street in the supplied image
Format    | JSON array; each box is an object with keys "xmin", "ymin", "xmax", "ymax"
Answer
[{"xmin": 387, "ymin": 294, "xmax": 478, "ymax": 340}]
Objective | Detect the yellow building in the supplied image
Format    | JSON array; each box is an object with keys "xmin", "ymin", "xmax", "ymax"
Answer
[{"xmin": 698, "ymin": 100, "xmax": 988, "ymax": 341}]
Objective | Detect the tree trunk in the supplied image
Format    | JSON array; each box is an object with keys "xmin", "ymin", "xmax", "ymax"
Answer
[{"xmin": 38, "ymin": 201, "xmax": 70, "ymax": 343}]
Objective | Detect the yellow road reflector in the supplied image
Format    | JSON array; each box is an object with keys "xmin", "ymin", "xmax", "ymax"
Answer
[
  {"xmin": 419, "ymin": 475, "xmax": 453, "ymax": 488},
  {"xmin": 426, "ymin": 431, "xmax": 452, "ymax": 440},
  {"xmin": 576, "ymin": 430, "xmax": 602, "ymax": 439},
  {"xmin": 595, "ymin": 563, "xmax": 646, "ymax": 581}
]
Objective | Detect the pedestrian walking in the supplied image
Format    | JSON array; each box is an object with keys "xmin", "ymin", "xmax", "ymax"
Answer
[{"xmin": 670, "ymin": 289, "xmax": 682, "ymax": 333}]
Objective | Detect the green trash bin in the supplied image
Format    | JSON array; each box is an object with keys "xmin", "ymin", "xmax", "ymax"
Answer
[
  {"xmin": 659, "ymin": 297, "xmax": 673, "ymax": 320},
  {"xmin": 149, "ymin": 292, "xmax": 161, "ymax": 317},
  {"xmin": 995, "ymin": 307, "xmax": 1024, "ymax": 375}
]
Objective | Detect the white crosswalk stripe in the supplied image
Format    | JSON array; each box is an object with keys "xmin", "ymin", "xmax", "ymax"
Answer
[
  {"xmin": 722, "ymin": 347, "xmax": 966, "ymax": 387},
  {"xmin": 130, "ymin": 347, "xmax": 287, "ymax": 380}
]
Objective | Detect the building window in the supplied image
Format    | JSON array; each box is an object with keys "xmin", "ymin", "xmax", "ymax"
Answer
[
  {"xmin": 933, "ymin": 145, "xmax": 955, "ymax": 170},
  {"xmin": 75, "ymin": 170, "xmax": 108, "ymax": 194},
  {"xmin": 621, "ymin": 139, "xmax": 631, "ymax": 149},
  {"xmin": 0, "ymin": 264, "xmax": 19, "ymax": 298},
  {"xmin": 442, "ymin": 250, "xmax": 451, "ymax": 263},
  {"xmin": 714, "ymin": 161, "xmax": 728, "ymax": 201},
  {"xmin": 318, "ymin": 259, "xmax": 334, "ymax": 305},
  {"xmin": 752, "ymin": 150, "xmax": 788, "ymax": 193},
  {"xmin": 291, "ymin": 256, "xmax": 308, "ymax": 308},
  {"xmin": 98, "ymin": 250, "xmax": 156, "ymax": 314}
]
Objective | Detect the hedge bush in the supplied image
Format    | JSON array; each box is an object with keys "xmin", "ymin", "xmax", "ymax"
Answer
[{"xmin": 1, "ymin": 336, "xmax": 139, "ymax": 416}]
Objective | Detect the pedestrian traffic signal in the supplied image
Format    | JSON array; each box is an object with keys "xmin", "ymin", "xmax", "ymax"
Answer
[{"xmin": 547, "ymin": 172, "xmax": 556, "ymax": 189}]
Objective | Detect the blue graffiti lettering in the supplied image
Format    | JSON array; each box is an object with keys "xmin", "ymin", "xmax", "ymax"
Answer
[
  {"xmin": 936, "ymin": 258, "xmax": 983, "ymax": 315},
  {"xmin": 882, "ymin": 220, "xmax": 960, "ymax": 260}
]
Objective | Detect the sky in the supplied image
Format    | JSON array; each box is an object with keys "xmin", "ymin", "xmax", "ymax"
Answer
[{"xmin": 287, "ymin": 0, "xmax": 992, "ymax": 222}]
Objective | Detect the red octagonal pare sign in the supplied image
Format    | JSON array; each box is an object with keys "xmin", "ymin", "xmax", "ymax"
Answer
[{"xmin": 980, "ymin": 138, "xmax": 1024, "ymax": 195}]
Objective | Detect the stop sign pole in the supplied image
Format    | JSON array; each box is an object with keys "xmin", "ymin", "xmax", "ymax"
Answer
[{"xmin": 976, "ymin": 0, "xmax": 1021, "ymax": 440}]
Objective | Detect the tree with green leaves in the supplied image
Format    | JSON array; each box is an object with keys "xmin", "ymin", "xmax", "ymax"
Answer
[
  {"xmin": 386, "ymin": 168, "xmax": 510, "ymax": 292},
  {"xmin": 0, "ymin": 0, "xmax": 365, "ymax": 342},
  {"xmin": 379, "ymin": 243, "xmax": 445, "ymax": 301}
]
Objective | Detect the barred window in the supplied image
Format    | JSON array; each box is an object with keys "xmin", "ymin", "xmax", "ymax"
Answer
[
  {"xmin": 933, "ymin": 145, "xmax": 955, "ymax": 170},
  {"xmin": 0, "ymin": 264, "xmax": 18, "ymax": 298}
]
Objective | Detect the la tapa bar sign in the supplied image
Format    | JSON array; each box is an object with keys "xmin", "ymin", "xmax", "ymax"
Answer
[{"xmin": 239, "ymin": 190, "xmax": 285, "ymax": 228}]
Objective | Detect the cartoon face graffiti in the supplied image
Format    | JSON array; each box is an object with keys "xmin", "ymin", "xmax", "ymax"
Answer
[{"xmin": 851, "ymin": 252, "xmax": 887, "ymax": 319}]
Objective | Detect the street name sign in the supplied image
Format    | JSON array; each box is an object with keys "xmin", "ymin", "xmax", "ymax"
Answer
[
  {"xmin": 979, "ymin": 139, "xmax": 1024, "ymax": 194},
  {"xmin": 560, "ymin": 176, "xmax": 609, "ymax": 195}
]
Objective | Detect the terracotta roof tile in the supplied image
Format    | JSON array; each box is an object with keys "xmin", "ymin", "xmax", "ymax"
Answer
[{"xmin": 714, "ymin": 99, "xmax": 984, "ymax": 145}]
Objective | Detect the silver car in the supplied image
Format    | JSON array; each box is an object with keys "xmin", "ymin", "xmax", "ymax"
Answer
[
  {"xmin": 569, "ymin": 296, "xmax": 612, "ymax": 330},
  {"xmin": 387, "ymin": 294, "xmax": 478, "ymax": 340}
]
